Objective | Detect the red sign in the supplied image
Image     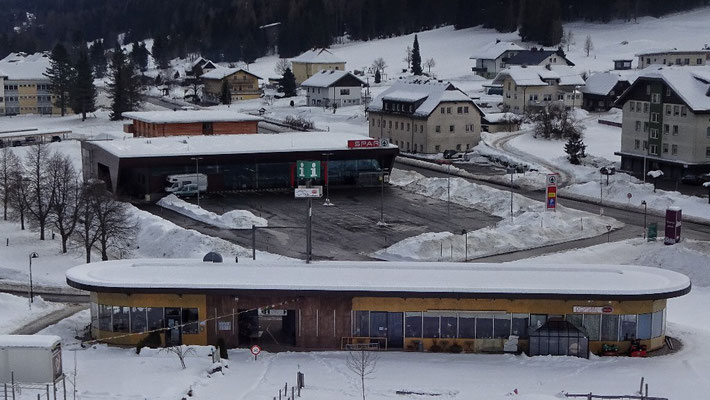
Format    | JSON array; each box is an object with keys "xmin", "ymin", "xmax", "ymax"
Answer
[
  {"xmin": 602, "ymin": 306, "xmax": 614, "ymax": 313},
  {"xmin": 348, "ymin": 139, "xmax": 383, "ymax": 149},
  {"xmin": 546, "ymin": 173, "xmax": 558, "ymax": 210},
  {"xmin": 664, "ymin": 208, "xmax": 682, "ymax": 245}
]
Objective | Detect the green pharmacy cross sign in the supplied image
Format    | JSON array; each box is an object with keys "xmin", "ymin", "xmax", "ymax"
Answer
[{"xmin": 297, "ymin": 160, "xmax": 321, "ymax": 179}]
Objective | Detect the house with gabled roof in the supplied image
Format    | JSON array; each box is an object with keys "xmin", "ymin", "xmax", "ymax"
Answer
[
  {"xmin": 506, "ymin": 47, "xmax": 574, "ymax": 68},
  {"xmin": 188, "ymin": 57, "xmax": 218, "ymax": 76},
  {"xmin": 367, "ymin": 77, "xmax": 483, "ymax": 154},
  {"xmin": 470, "ymin": 40, "xmax": 524, "ymax": 78},
  {"xmin": 301, "ymin": 70, "xmax": 366, "ymax": 108},
  {"xmin": 580, "ymin": 72, "xmax": 633, "ymax": 112},
  {"xmin": 291, "ymin": 48, "xmax": 346, "ymax": 85},
  {"xmin": 492, "ymin": 65, "xmax": 585, "ymax": 114},
  {"xmin": 201, "ymin": 67, "xmax": 263, "ymax": 103}
]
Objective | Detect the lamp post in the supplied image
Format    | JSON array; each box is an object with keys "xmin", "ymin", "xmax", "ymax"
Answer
[
  {"xmin": 606, "ymin": 225, "xmax": 612, "ymax": 243},
  {"xmin": 190, "ymin": 157, "xmax": 204, "ymax": 207},
  {"xmin": 461, "ymin": 229, "xmax": 468, "ymax": 262},
  {"xmin": 28, "ymin": 252, "xmax": 38, "ymax": 304},
  {"xmin": 641, "ymin": 200, "xmax": 648, "ymax": 239},
  {"xmin": 322, "ymin": 152, "xmax": 334, "ymax": 206},
  {"xmin": 507, "ymin": 167, "xmax": 515, "ymax": 221}
]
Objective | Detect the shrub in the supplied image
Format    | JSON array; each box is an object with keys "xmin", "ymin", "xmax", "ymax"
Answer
[
  {"xmin": 449, "ymin": 343, "xmax": 463, "ymax": 353},
  {"xmin": 429, "ymin": 340, "xmax": 443, "ymax": 353}
]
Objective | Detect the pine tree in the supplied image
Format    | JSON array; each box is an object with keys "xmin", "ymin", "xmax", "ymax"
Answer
[
  {"xmin": 564, "ymin": 131, "xmax": 587, "ymax": 165},
  {"xmin": 89, "ymin": 39, "xmax": 107, "ymax": 78},
  {"xmin": 108, "ymin": 48, "xmax": 142, "ymax": 120},
  {"xmin": 279, "ymin": 67, "xmax": 297, "ymax": 97},
  {"xmin": 374, "ymin": 69, "xmax": 381, "ymax": 84},
  {"xmin": 69, "ymin": 49, "xmax": 97, "ymax": 121},
  {"xmin": 152, "ymin": 36, "xmax": 169, "ymax": 69},
  {"xmin": 220, "ymin": 80, "xmax": 232, "ymax": 105},
  {"xmin": 411, "ymin": 34, "xmax": 422, "ymax": 75},
  {"xmin": 131, "ymin": 41, "xmax": 149, "ymax": 72},
  {"xmin": 44, "ymin": 43, "xmax": 74, "ymax": 116}
]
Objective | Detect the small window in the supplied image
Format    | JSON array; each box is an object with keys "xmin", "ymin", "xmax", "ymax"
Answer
[
  {"xmin": 643, "ymin": 122, "xmax": 649, "ymax": 133},
  {"xmin": 643, "ymin": 140, "xmax": 648, "ymax": 150},
  {"xmin": 663, "ymin": 124, "xmax": 669, "ymax": 135},
  {"xmin": 634, "ymin": 139, "xmax": 640, "ymax": 149},
  {"xmin": 650, "ymin": 144, "xmax": 658, "ymax": 155},
  {"xmin": 666, "ymin": 87, "xmax": 671, "ymax": 96},
  {"xmin": 673, "ymin": 125, "xmax": 679, "ymax": 135},
  {"xmin": 440, "ymin": 107, "xmax": 445, "ymax": 114},
  {"xmin": 673, "ymin": 105, "xmax": 680, "ymax": 116},
  {"xmin": 601, "ymin": 314, "xmax": 620, "ymax": 341},
  {"xmin": 707, "ymin": 147, "xmax": 710, "ymax": 158},
  {"xmin": 651, "ymin": 93, "xmax": 660, "ymax": 104},
  {"xmin": 650, "ymin": 112, "xmax": 659, "ymax": 122},
  {"xmin": 662, "ymin": 143, "xmax": 668, "ymax": 153},
  {"xmin": 457, "ymin": 106, "xmax": 462, "ymax": 114},
  {"xmin": 449, "ymin": 125, "xmax": 454, "ymax": 133},
  {"xmin": 643, "ymin": 102, "xmax": 649, "ymax": 113},
  {"xmin": 635, "ymin": 121, "xmax": 641, "ymax": 132},
  {"xmin": 446, "ymin": 107, "xmax": 451, "ymax": 114},
  {"xmin": 435, "ymin": 125, "xmax": 441, "ymax": 133},
  {"xmin": 707, "ymin": 127, "xmax": 710, "ymax": 138},
  {"xmin": 434, "ymin": 145, "xmax": 441, "ymax": 153},
  {"xmin": 464, "ymin": 106, "xmax": 469, "ymax": 113},
  {"xmin": 650, "ymin": 128, "xmax": 658, "ymax": 139},
  {"xmin": 388, "ymin": 121, "xmax": 392, "ymax": 129},
  {"xmin": 672, "ymin": 144, "xmax": 678, "ymax": 155},
  {"xmin": 665, "ymin": 105, "xmax": 671, "ymax": 115},
  {"xmin": 680, "ymin": 106, "xmax": 687, "ymax": 116},
  {"xmin": 697, "ymin": 58, "xmax": 703, "ymax": 65},
  {"xmin": 629, "ymin": 101, "xmax": 636, "ymax": 112}
]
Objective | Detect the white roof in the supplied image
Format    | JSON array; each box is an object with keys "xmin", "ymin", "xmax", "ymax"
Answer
[
  {"xmin": 492, "ymin": 66, "xmax": 585, "ymax": 87},
  {"xmin": 580, "ymin": 72, "xmax": 625, "ymax": 95},
  {"xmin": 470, "ymin": 41, "xmax": 524, "ymax": 60},
  {"xmin": 201, "ymin": 66, "xmax": 262, "ymax": 80},
  {"xmin": 368, "ymin": 77, "xmax": 475, "ymax": 117},
  {"xmin": 635, "ymin": 48, "xmax": 710, "ymax": 56},
  {"xmin": 482, "ymin": 112, "xmax": 519, "ymax": 124},
  {"xmin": 300, "ymin": 70, "xmax": 364, "ymax": 88},
  {"xmin": 65, "ymin": 259, "xmax": 690, "ymax": 299},
  {"xmin": 122, "ymin": 110, "xmax": 262, "ymax": 124},
  {"xmin": 0, "ymin": 335, "xmax": 61, "ymax": 348},
  {"xmin": 87, "ymin": 131, "xmax": 397, "ymax": 158},
  {"xmin": 0, "ymin": 52, "xmax": 51, "ymax": 81},
  {"xmin": 0, "ymin": 128, "xmax": 71, "ymax": 140},
  {"xmin": 291, "ymin": 48, "xmax": 345, "ymax": 64},
  {"xmin": 634, "ymin": 65, "xmax": 710, "ymax": 111}
]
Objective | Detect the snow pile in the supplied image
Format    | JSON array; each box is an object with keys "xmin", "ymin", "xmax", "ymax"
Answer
[
  {"xmin": 0, "ymin": 293, "xmax": 63, "ymax": 334},
  {"xmin": 157, "ymin": 194, "xmax": 267, "ymax": 229},
  {"xmin": 375, "ymin": 169, "xmax": 622, "ymax": 261}
]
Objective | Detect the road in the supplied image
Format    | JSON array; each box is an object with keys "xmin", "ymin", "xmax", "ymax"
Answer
[{"xmin": 11, "ymin": 303, "xmax": 88, "ymax": 335}]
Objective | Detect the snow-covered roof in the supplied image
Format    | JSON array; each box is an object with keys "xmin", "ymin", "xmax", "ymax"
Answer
[
  {"xmin": 469, "ymin": 41, "xmax": 524, "ymax": 60},
  {"xmin": 87, "ymin": 131, "xmax": 397, "ymax": 158},
  {"xmin": 507, "ymin": 49, "xmax": 574, "ymax": 66},
  {"xmin": 368, "ymin": 77, "xmax": 475, "ymax": 117},
  {"xmin": 0, "ymin": 128, "xmax": 71, "ymax": 140},
  {"xmin": 0, "ymin": 52, "xmax": 51, "ymax": 81},
  {"xmin": 619, "ymin": 65, "xmax": 710, "ymax": 112},
  {"xmin": 492, "ymin": 66, "xmax": 585, "ymax": 87},
  {"xmin": 201, "ymin": 66, "xmax": 262, "ymax": 80},
  {"xmin": 291, "ymin": 48, "xmax": 345, "ymax": 64},
  {"xmin": 482, "ymin": 112, "xmax": 519, "ymax": 124},
  {"xmin": 635, "ymin": 48, "xmax": 710, "ymax": 56},
  {"xmin": 580, "ymin": 72, "xmax": 627, "ymax": 96},
  {"xmin": 0, "ymin": 335, "xmax": 61, "ymax": 348},
  {"xmin": 300, "ymin": 70, "xmax": 365, "ymax": 88},
  {"xmin": 122, "ymin": 110, "xmax": 262, "ymax": 124},
  {"xmin": 65, "ymin": 259, "xmax": 691, "ymax": 300}
]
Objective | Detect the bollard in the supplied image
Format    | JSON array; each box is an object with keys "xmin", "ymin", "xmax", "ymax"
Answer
[
  {"xmin": 279, "ymin": 389, "xmax": 282, "ymax": 400},
  {"xmin": 291, "ymin": 386, "xmax": 294, "ymax": 400},
  {"xmin": 11, "ymin": 372, "xmax": 14, "ymax": 400},
  {"xmin": 284, "ymin": 382, "xmax": 287, "ymax": 394},
  {"xmin": 46, "ymin": 384, "xmax": 50, "ymax": 399}
]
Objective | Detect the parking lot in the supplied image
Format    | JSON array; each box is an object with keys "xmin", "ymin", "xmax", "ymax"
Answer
[{"xmin": 154, "ymin": 186, "xmax": 501, "ymax": 261}]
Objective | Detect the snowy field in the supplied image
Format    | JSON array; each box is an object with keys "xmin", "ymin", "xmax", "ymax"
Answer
[{"xmin": 0, "ymin": 293, "xmax": 62, "ymax": 334}]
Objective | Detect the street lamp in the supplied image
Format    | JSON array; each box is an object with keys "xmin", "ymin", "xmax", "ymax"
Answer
[
  {"xmin": 606, "ymin": 225, "xmax": 612, "ymax": 243},
  {"xmin": 322, "ymin": 152, "xmax": 334, "ymax": 206},
  {"xmin": 641, "ymin": 200, "xmax": 648, "ymax": 239},
  {"xmin": 190, "ymin": 157, "xmax": 204, "ymax": 207},
  {"xmin": 461, "ymin": 229, "xmax": 468, "ymax": 262},
  {"xmin": 507, "ymin": 167, "xmax": 515, "ymax": 221},
  {"xmin": 28, "ymin": 252, "xmax": 38, "ymax": 304}
]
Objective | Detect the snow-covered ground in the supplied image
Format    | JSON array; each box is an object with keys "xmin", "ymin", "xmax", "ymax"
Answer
[
  {"xmin": 374, "ymin": 169, "xmax": 622, "ymax": 261},
  {"xmin": 157, "ymin": 194, "xmax": 267, "ymax": 229},
  {"xmin": 0, "ymin": 293, "xmax": 62, "ymax": 334}
]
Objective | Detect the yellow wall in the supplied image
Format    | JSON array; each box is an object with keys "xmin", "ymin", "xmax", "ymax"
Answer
[{"xmin": 292, "ymin": 62, "xmax": 346, "ymax": 84}]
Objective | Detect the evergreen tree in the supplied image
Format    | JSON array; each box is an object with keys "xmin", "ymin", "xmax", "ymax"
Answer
[
  {"xmin": 220, "ymin": 80, "xmax": 232, "ymax": 105},
  {"xmin": 564, "ymin": 131, "xmax": 587, "ymax": 165},
  {"xmin": 411, "ymin": 34, "xmax": 422, "ymax": 75},
  {"xmin": 107, "ymin": 48, "xmax": 142, "ymax": 120},
  {"xmin": 279, "ymin": 67, "xmax": 297, "ymax": 97},
  {"xmin": 69, "ymin": 49, "xmax": 97, "ymax": 121},
  {"xmin": 131, "ymin": 41, "xmax": 149, "ymax": 71},
  {"xmin": 89, "ymin": 39, "xmax": 107, "ymax": 78},
  {"xmin": 44, "ymin": 43, "xmax": 74, "ymax": 116},
  {"xmin": 374, "ymin": 69, "xmax": 381, "ymax": 84},
  {"xmin": 152, "ymin": 36, "xmax": 169, "ymax": 69}
]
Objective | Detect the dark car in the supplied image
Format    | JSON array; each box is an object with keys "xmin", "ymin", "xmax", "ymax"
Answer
[{"xmin": 681, "ymin": 174, "xmax": 710, "ymax": 185}]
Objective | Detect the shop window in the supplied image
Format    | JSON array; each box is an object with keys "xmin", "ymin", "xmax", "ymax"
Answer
[
  {"xmin": 112, "ymin": 306, "xmax": 130, "ymax": 333},
  {"xmin": 652, "ymin": 310, "xmax": 664, "ymax": 338},
  {"xmin": 493, "ymin": 314, "xmax": 512, "ymax": 338},
  {"xmin": 182, "ymin": 308, "xmax": 199, "ymax": 334},
  {"xmin": 512, "ymin": 314, "xmax": 529, "ymax": 338},
  {"xmin": 458, "ymin": 314, "xmax": 475, "ymax": 338},
  {"xmin": 475, "ymin": 315, "xmax": 493, "ymax": 339},
  {"xmin": 582, "ymin": 314, "xmax": 601, "ymax": 341},
  {"xmin": 130, "ymin": 307, "xmax": 147, "ymax": 333},
  {"xmin": 637, "ymin": 313, "xmax": 652, "ymax": 340},
  {"xmin": 620, "ymin": 315, "xmax": 637, "ymax": 341},
  {"xmin": 601, "ymin": 314, "xmax": 619, "ymax": 341},
  {"xmin": 369, "ymin": 311, "xmax": 388, "ymax": 338},
  {"xmin": 405, "ymin": 312, "xmax": 422, "ymax": 338},
  {"xmin": 440, "ymin": 313, "xmax": 457, "ymax": 338},
  {"xmin": 422, "ymin": 312, "xmax": 440, "ymax": 338},
  {"xmin": 147, "ymin": 307, "xmax": 164, "ymax": 331},
  {"xmin": 566, "ymin": 314, "xmax": 583, "ymax": 331},
  {"xmin": 99, "ymin": 304, "xmax": 112, "ymax": 331},
  {"xmin": 530, "ymin": 314, "xmax": 547, "ymax": 331},
  {"xmin": 353, "ymin": 311, "xmax": 369, "ymax": 336}
]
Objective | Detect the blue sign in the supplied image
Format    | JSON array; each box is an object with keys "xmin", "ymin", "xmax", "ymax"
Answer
[{"xmin": 548, "ymin": 198, "xmax": 556, "ymax": 208}]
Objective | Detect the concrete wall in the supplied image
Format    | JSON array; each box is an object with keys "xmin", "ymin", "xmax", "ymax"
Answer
[{"xmin": 292, "ymin": 62, "xmax": 346, "ymax": 85}]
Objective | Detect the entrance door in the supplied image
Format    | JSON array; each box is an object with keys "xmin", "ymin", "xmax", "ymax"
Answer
[
  {"xmin": 387, "ymin": 312, "xmax": 403, "ymax": 348},
  {"xmin": 165, "ymin": 308, "xmax": 182, "ymax": 346}
]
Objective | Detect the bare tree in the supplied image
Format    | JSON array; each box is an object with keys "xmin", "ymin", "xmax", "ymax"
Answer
[
  {"xmin": 562, "ymin": 30, "xmax": 575, "ymax": 52},
  {"xmin": 274, "ymin": 58, "xmax": 291, "ymax": 76},
  {"xmin": 371, "ymin": 58, "xmax": 387, "ymax": 75},
  {"xmin": 49, "ymin": 153, "xmax": 82, "ymax": 253},
  {"xmin": 0, "ymin": 148, "xmax": 21, "ymax": 220},
  {"xmin": 23, "ymin": 144, "xmax": 56, "ymax": 240},
  {"xmin": 91, "ymin": 185, "xmax": 137, "ymax": 261},
  {"xmin": 403, "ymin": 46, "xmax": 412, "ymax": 70},
  {"xmin": 584, "ymin": 35, "xmax": 594, "ymax": 57},
  {"xmin": 346, "ymin": 350, "xmax": 378, "ymax": 400},
  {"xmin": 75, "ymin": 182, "xmax": 101, "ymax": 263},
  {"xmin": 8, "ymin": 170, "xmax": 28, "ymax": 230},
  {"xmin": 424, "ymin": 58, "xmax": 436, "ymax": 74},
  {"xmin": 160, "ymin": 345, "xmax": 197, "ymax": 369}
]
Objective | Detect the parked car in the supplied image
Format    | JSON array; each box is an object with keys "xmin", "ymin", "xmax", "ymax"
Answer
[{"xmin": 681, "ymin": 173, "xmax": 710, "ymax": 185}]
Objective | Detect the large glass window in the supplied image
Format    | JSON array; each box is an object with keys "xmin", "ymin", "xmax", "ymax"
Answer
[
  {"xmin": 620, "ymin": 315, "xmax": 637, "ymax": 341},
  {"xmin": 404, "ymin": 312, "xmax": 422, "ymax": 338},
  {"xmin": 601, "ymin": 314, "xmax": 620, "ymax": 341},
  {"xmin": 440, "ymin": 313, "xmax": 457, "ymax": 339},
  {"xmin": 582, "ymin": 314, "xmax": 601, "ymax": 341},
  {"xmin": 98, "ymin": 304, "xmax": 112, "ymax": 331},
  {"xmin": 112, "ymin": 306, "xmax": 130, "ymax": 333},
  {"xmin": 130, "ymin": 307, "xmax": 147, "ymax": 333},
  {"xmin": 458, "ymin": 314, "xmax": 475, "ymax": 338},
  {"xmin": 147, "ymin": 307, "xmax": 164, "ymax": 331},
  {"xmin": 512, "ymin": 314, "xmax": 529, "ymax": 338},
  {"xmin": 182, "ymin": 308, "xmax": 199, "ymax": 334},
  {"xmin": 493, "ymin": 314, "xmax": 512, "ymax": 339},
  {"xmin": 652, "ymin": 310, "xmax": 664, "ymax": 338},
  {"xmin": 637, "ymin": 313, "xmax": 652, "ymax": 340},
  {"xmin": 353, "ymin": 311, "xmax": 369, "ymax": 337},
  {"xmin": 475, "ymin": 315, "xmax": 493, "ymax": 339},
  {"xmin": 422, "ymin": 312, "xmax": 440, "ymax": 338}
]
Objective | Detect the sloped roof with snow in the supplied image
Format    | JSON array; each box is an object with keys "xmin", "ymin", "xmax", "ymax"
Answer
[
  {"xmin": 507, "ymin": 49, "xmax": 574, "ymax": 66},
  {"xmin": 291, "ymin": 48, "xmax": 345, "ymax": 64},
  {"xmin": 300, "ymin": 70, "xmax": 365, "ymax": 88},
  {"xmin": 469, "ymin": 41, "xmax": 524, "ymax": 60},
  {"xmin": 0, "ymin": 52, "xmax": 51, "ymax": 80},
  {"xmin": 201, "ymin": 66, "xmax": 262, "ymax": 80},
  {"xmin": 492, "ymin": 66, "xmax": 585, "ymax": 87},
  {"xmin": 122, "ymin": 110, "xmax": 262, "ymax": 124},
  {"xmin": 0, "ymin": 335, "xmax": 62, "ymax": 348},
  {"xmin": 66, "ymin": 259, "xmax": 691, "ymax": 300},
  {"xmin": 580, "ymin": 72, "xmax": 627, "ymax": 96},
  {"xmin": 617, "ymin": 65, "xmax": 710, "ymax": 112},
  {"xmin": 368, "ymin": 77, "xmax": 475, "ymax": 117}
]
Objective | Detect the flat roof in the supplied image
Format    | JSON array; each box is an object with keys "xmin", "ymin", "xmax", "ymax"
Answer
[
  {"xmin": 0, "ymin": 335, "xmax": 61, "ymax": 348},
  {"xmin": 122, "ymin": 110, "xmax": 262, "ymax": 124},
  {"xmin": 0, "ymin": 128, "xmax": 71, "ymax": 140},
  {"xmin": 86, "ymin": 132, "xmax": 397, "ymax": 158},
  {"xmin": 66, "ymin": 259, "xmax": 691, "ymax": 300}
]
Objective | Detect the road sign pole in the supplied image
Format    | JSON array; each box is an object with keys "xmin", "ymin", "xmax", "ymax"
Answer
[{"xmin": 307, "ymin": 197, "xmax": 312, "ymax": 263}]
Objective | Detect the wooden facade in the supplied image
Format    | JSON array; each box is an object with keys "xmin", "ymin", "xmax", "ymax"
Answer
[
  {"xmin": 130, "ymin": 119, "xmax": 259, "ymax": 137},
  {"xmin": 203, "ymin": 69, "xmax": 263, "ymax": 103}
]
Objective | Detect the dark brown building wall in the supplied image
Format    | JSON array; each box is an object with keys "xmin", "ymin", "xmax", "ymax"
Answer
[
  {"xmin": 133, "ymin": 120, "xmax": 258, "ymax": 137},
  {"xmin": 212, "ymin": 121, "xmax": 258, "ymax": 135}
]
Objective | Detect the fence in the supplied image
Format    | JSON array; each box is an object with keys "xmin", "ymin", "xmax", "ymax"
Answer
[
  {"xmin": 271, "ymin": 372, "xmax": 305, "ymax": 400},
  {"xmin": 3, "ymin": 375, "xmax": 68, "ymax": 400},
  {"xmin": 565, "ymin": 377, "xmax": 668, "ymax": 400}
]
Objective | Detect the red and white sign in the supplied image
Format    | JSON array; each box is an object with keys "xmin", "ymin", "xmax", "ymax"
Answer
[
  {"xmin": 348, "ymin": 138, "xmax": 387, "ymax": 149},
  {"xmin": 250, "ymin": 345, "xmax": 262, "ymax": 356},
  {"xmin": 546, "ymin": 173, "xmax": 558, "ymax": 210},
  {"xmin": 573, "ymin": 306, "xmax": 614, "ymax": 313},
  {"xmin": 294, "ymin": 186, "xmax": 323, "ymax": 198}
]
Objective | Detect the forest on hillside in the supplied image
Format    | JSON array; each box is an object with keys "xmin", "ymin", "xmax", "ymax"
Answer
[{"xmin": 0, "ymin": 0, "xmax": 708, "ymax": 62}]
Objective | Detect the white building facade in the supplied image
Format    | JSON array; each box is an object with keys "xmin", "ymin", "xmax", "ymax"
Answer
[{"xmin": 301, "ymin": 70, "xmax": 365, "ymax": 107}]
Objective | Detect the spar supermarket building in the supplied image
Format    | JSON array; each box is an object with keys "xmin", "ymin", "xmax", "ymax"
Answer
[{"xmin": 65, "ymin": 259, "xmax": 690, "ymax": 356}]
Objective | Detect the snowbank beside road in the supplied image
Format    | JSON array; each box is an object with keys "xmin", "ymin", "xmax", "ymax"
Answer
[
  {"xmin": 0, "ymin": 293, "xmax": 63, "ymax": 334},
  {"xmin": 157, "ymin": 194, "xmax": 267, "ymax": 229},
  {"xmin": 374, "ymin": 169, "xmax": 622, "ymax": 261}
]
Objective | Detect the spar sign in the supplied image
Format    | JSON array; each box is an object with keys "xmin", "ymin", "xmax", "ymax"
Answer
[
  {"xmin": 546, "ymin": 173, "xmax": 558, "ymax": 210},
  {"xmin": 347, "ymin": 138, "xmax": 389, "ymax": 149}
]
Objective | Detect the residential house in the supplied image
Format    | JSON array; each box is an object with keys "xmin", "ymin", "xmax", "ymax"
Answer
[
  {"xmin": 614, "ymin": 59, "xmax": 633, "ymax": 70},
  {"xmin": 493, "ymin": 65, "xmax": 585, "ymax": 114},
  {"xmin": 121, "ymin": 110, "xmax": 261, "ymax": 137},
  {"xmin": 301, "ymin": 70, "xmax": 365, "ymax": 107},
  {"xmin": 201, "ymin": 67, "xmax": 263, "ymax": 103},
  {"xmin": 367, "ymin": 77, "xmax": 483, "ymax": 154},
  {"xmin": 636, "ymin": 49, "xmax": 710, "ymax": 69},
  {"xmin": 505, "ymin": 47, "xmax": 574, "ymax": 67},
  {"xmin": 188, "ymin": 57, "xmax": 218, "ymax": 76},
  {"xmin": 291, "ymin": 48, "xmax": 346, "ymax": 85},
  {"xmin": 470, "ymin": 40, "xmax": 524, "ymax": 78},
  {"xmin": 481, "ymin": 112, "xmax": 521, "ymax": 133},
  {"xmin": 614, "ymin": 66, "xmax": 710, "ymax": 178},
  {"xmin": 580, "ymin": 72, "xmax": 632, "ymax": 112},
  {"xmin": 0, "ymin": 70, "xmax": 6, "ymax": 116},
  {"xmin": 0, "ymin": 52, "xmax": 62, "ymax": 116}
]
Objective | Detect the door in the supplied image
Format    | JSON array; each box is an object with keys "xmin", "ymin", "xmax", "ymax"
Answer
[
  {"xmin": 165, "ymin": 308, "xmax": 182, "ymax": 346},
  {"xmin": 387, "ymin": 312, "xmax": 404, "ymax": 348}
]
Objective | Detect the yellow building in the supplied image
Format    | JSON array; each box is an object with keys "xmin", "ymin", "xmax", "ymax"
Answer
[
  {"xmin": 201, "ymin": 67, "xmax": 263, "ymax": 103},
  {"xmin": 0, "ymin": 52, "xmax": 64, "ymax": 116},
  {"xmin": 291, "ymin": 48, "xmax": 346, "ymax": 85},
  {"xmin": 66, "ymin": 258, "xmax": 690, "ymax": 357}
]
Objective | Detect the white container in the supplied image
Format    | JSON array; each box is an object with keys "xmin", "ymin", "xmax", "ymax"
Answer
[{"xmin": 0, "ymin": 335, "xmax": 63, "ymax": 384}]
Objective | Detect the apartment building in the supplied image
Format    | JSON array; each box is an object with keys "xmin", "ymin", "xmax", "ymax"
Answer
[
  {"xmin": 470, "ymin": 40, "xmax": 524, "ymax": 78},
  {"xmin": 636, "ymin": 49, "xmax": 710, "ymax": 69},
  {"xmin": 0, "ymin": 52, "xmax": 61, "ymax": 116},
  {"xmin": 0, "ymin": 71, "xmax": 6, "ymax": 115},
  {"xmin": 291, "ymin": 48, "xmax": 346, "ymax": 85},
  {"xmin": 202, "ymin": 67, "xmax": 263, "ymax": 103},
  {"xmin": 493, "ymin": 65, "xmax": 585, "ymax": 114},
  {"xmin": 367, "ymin": 77, "xmax": 482, "ymax": 154},
  {"xmin": 614, "ymin": 66, "xmax": 710, "ymax": 178}
]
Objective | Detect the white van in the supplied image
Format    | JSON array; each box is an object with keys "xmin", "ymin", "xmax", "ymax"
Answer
[{"xmin": 165, "ymin": 174, "xmax": 208, "ymax": 197}]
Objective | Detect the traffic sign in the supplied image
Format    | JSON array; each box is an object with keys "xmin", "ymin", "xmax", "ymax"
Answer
[
  {"xmin": 295, "ymin": 186, "xmax": 323, "ymax": 198},
  {"xmin": 546, "ymin": 173, "xmax": 558, "ymax": 186},
  {"xmin": 250, "ymin": 344, "xmax": 261, "ymax": 360},
  {"xmin": 546, "ymin": 175, "xmax": 558, "ymax": 210},
  {"xmin": 297, "ymin": 160, "xmax": 321, "ymax": 179}
]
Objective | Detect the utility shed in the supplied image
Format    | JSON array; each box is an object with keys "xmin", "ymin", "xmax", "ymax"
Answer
[{"xmin": 0, "ymin": 335, "xmax": 63, "ymax": 383}]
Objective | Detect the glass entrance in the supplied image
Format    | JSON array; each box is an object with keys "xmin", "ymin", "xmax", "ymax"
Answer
[
  {"xmin": 165, "ymin": 308, "xmax": 182, "ymax": 346},
  {"xmin": 387, "ymin": 312, "xmax": 403, "ymax": 348}
]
